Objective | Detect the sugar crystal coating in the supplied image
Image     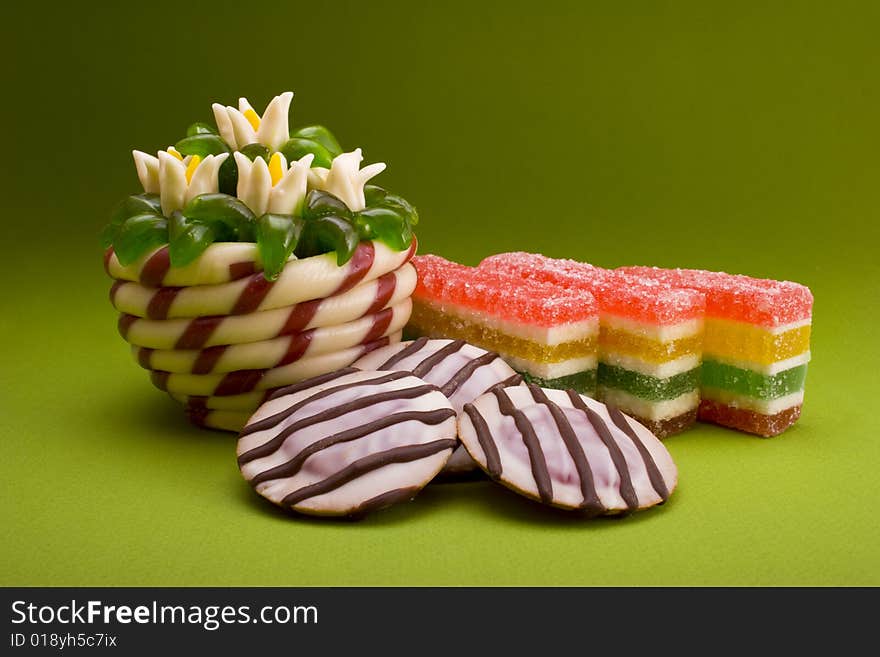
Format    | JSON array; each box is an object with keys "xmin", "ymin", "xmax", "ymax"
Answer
[
  {"xmin": 412, "ymin": 255, "xmax": 597, "ymax": 327},
  {"xmin": 480, "ymin": 253, "xmax": 705, "ymax": 324},
  {"xmin": 617, "ymin": 266, "xmax": 813, "ymax": 327}
]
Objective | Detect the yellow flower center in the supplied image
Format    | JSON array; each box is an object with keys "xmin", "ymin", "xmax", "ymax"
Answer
[
  {"xmin": 268, "ymin": 152, "xmax": 285, "ymax": 186},
  {"xmin": 243, "ymin": 108, "xmax": 261, "ymax": 131},
  {"xmin": 185, "ymin": 155, "xmax": 202, "ymax": 184},
  {"xmin": 167, "ymin": 147, "xmax": 183, "ymax": 161}
]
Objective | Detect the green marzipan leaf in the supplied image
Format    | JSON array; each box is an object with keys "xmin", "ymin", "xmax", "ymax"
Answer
[
  {"xmin": 175, "ymin": 133, "xmax": 229, "ymax": 157},
  {"xmin": 103, "ymin": 193, "xmax": 162, "ymax": 247},
  {"xmin": 355, "ymin": 207, "xmax": 413, "ymax": 251},
  {"xmin": 279, "ymin": 138, "xmax": 333, "ymax": 168},
  {"xmin": 168, "ymin": 212, "xmax": 215, "ymax": 267},
  {"xmin": 239, "ymin": 143, "xmax": 271, "ymax": 162},
  {"xmin": 290, "ymin": 125, "xmax": 342, "ymax": 157},
  {"xmin": 218, "ymin": 155, "xmax": 238, "ymax": 196},
  {"xmin": 298, "ymin": 214, "xmax": 359, "ymax": 265},
  {"xmin": 363, "ymin": 185, "xmax": 388, "ymax": 208},
  {"xmin": 379, "ymin": 193, "xmax": 419, "ymax": 226},
  {"xmin": 256, "ymin": 213, "xmax": 304, "ymax": 281},
  {"xmin": 113, "ymin": 213, "xmax": 169, "ymax": 266},
  {"xmin": 182, "ymin": 193, "xmax": 257, "ymax": 242},
  {"xmin": 303, "ymin": 190, "xmax": 352, "ymax": 219}
]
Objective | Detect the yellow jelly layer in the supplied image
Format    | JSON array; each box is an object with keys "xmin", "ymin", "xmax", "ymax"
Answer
[
  {"xmin": 599, "ymin": 327, "xmax": 702, "ymax": 364},
  {"xmin": 703, "ymin": 319, "xmax": 811, "ymax": 365},
  {"xmin": 408, "ymin": 305, "xmax": 596, "ymax": 364}
]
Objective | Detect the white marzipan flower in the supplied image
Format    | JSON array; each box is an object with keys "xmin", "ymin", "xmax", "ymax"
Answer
[
  {"xmin": 307, "ymin": 148, "xmax": 386, "ymax": 212},
  {"xmin": 131, "ymin": 148, "xmax": 228, "ymax": 216},
  {"xmin": 212, "ymin": 92, "xmax": 293, "ymax": 152},
  {"xmin": 234, "ymin": 151, "xmax": 314, "ymax": 217}
]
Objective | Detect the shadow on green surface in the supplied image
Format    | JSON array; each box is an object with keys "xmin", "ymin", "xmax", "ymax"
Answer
[
  {"xmin": 100, "ymin": 383, "xmax": 679, "ymax": 530},
  {"xmin": 96, "ymin": 383, "xmax": 232, "ymax": 446},
  {"xmin": 230, "ymin": 474, "xmax": 454, "ymax": 527},
  {"xmin": 232, "ymin": 471, "xmax": 678, "ymax": 530},
  {"xmin": 436, "ymin": 478, "xmax": 679, "ymax": 529}
]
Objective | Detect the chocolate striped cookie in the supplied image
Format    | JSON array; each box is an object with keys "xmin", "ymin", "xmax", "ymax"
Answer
[
  {"xmin": 353, "ymin": 338, "xmax": 522, "ymax": 474},
  {"xmin": 237, "ymin": 368, "xmax": 457, "ymax": 517},
  {"xmin": 458, "ymin": 384, "xmax": 678, "ymax": 515}
]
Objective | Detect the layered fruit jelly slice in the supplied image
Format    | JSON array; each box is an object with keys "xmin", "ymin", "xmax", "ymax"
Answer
[
  {"xmin": 408, "ymin": 255, "xmax": 599, "ymax": 394},
  {"xmin": 477, "ymin": 253, "xmax": 705, "ymax": 437},
  {"xmin": 616, "ymin": 265, "xmax": 813, "ymax": 436}
]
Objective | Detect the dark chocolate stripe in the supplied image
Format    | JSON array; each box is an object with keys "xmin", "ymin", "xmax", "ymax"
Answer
[
  {"xmin": 412, "ymin": 340, "xmax": 466, "ymax": 379},
  {"xmin": 566, "ymin": 390, "xmax": 639, "ymax": 510},
  {"xmin": 363, "ymin": 306, "xmax": 394, "ymax": 343},
  {"xmin": 228, "ymin": 260, "xmax": 257, "ymax": 280},
  {"xmin": 492, "ymin": 387, "xmax": 553, "ymax": 503},
  {"xmin": 358, "ymin": 335, "xmax": 392, "ymax": 358},
  {"xmin": 186, "ymin": 402, "xmax": 209, "ymax": 425},
  {"xmin": 175, "ymin": 316, "xmax": 224, "ymax": 350},
  {"xmin": 365, "ymin": 271, "xmax": 398, "ymax": 315},
  {"xmin": 349, "ymin": 486, "xmax": 420, "ymax": 517},
  {"xmin": 280, "ymin": 298, "xmax": 321, "ymax": 335},
  {"xmin": 117, "ymin": 314, "xmax": 138, "ymax": 340},
  {"xmin": 279, "ymin": 438, "xmax": 456, "ymax": 508},
  {"xmin": 215, "ymin": 369, "xmax": 265, "ymax": 396},
  {"xmin": 495, "ymin": 373, "xmax": 524, "ymax": 389},
  {"xmin": 527, "ymin": 385, "xmax": 603, "ymax": 515},
  {"xmin": 150, "ymin": 370, "xmax": 170, "ymax": 391},
  {"xmin": 186, "ymin": 396, "xmax": 208, "ymax": 412},
  {"xmin": 140, "ymin": 246, "xmax": 171, "ymax": 287},
  {"xmin": 244, "ymin": 370, "xmax": 411, "ymax": 439},
  {"xmin": 109, "ymin": 280, "xmax": 124, "ymax": 305},
  {"xmin": 147, "ymin": 287, "xmax": 181, "ymax": 320},
  {"xmin": 462, "ymin": 403, "xmax": 502, "ymax": 477},
  {"xmin": 278, "ymin": 332, "xmax": 313, "ymax": 367},
  {"xmin": 192, "ymin": 345, "xmax": 228, "ymax": 375},
  {"xmin": 440, "ymin": 350, "xmax": 501, "ymax": 397},
  {"xmin": 231, "ymin": 274, "xmax": 274, "ymax": 315},
  {"xmin": 103, "ymin": 248, "xmax": 113, "ymax": 275},
  {"xmin": 377, "ymin": 337, "xmax": 429, "ymax": 370},
  {"xmin": 249, "ymin": 407, "xmax": 455, "ymax": 486},
  {"xmin": 137, "ymin": 347, "xmax": 154, "ymax": 369},
  {"xmin": 333, "ymin": 242, "xmax": 375, "ymax": 295},
  {"xmin": 607, "ymin": 406, "xmax": 669, "ymax": 500},
  {"xmin": 404, "ymin": 236, "xmax": 418, "ymax": 262},
  {"xmin": 264, "ymin": 367, "xmax": 359, "ymax": 404}
]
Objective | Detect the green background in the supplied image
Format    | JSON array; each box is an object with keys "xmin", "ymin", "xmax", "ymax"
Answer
[{"xmin": 2, "ymin": 1, "xmax": 878, "ymax": 586}]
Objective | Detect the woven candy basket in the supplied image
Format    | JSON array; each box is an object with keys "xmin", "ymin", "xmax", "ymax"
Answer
[{"xmin": 101, "ymin": 92, "xmax": 419, "ymax": 431}]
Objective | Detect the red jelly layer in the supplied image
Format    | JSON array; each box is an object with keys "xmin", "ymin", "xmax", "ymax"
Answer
[
  {"xmin": 697, "ymin": 399, "xmax": 802, "ymax": 437},
  {"xmin": 412, "ymin": 255, "xmax": 597, "ymax": 327},
  {"xmin": 479, "ymin": 252, "xmax": 705, "ymax": 325},
  {"xmin": 618, "ymin": 266, "xmax": 813, "ymax": 328}
]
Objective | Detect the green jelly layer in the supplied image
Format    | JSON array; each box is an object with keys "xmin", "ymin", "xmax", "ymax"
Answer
[
  {"xmin": 520, "ymin": 369, "xmax": 598, "ymax": 396},
  {"xmin": 700, "ymin": 360, "xmax": 808, "ymax": 400},
  {"xmin": 597, "ymin": 363, "xmax": 701, "ymax": 401}
]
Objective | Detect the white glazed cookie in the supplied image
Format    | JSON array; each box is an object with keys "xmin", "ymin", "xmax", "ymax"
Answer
[
  {"xmin": 458, "ymin": 383, "xmax": 678, "ymax": 515},
  {"xmin": 237, "ymin": 368, "xmax": 457, "ymax": 516},
  {"xmin": 353, "ymin": 338, "xmax": 522, "ymax": 474}
]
